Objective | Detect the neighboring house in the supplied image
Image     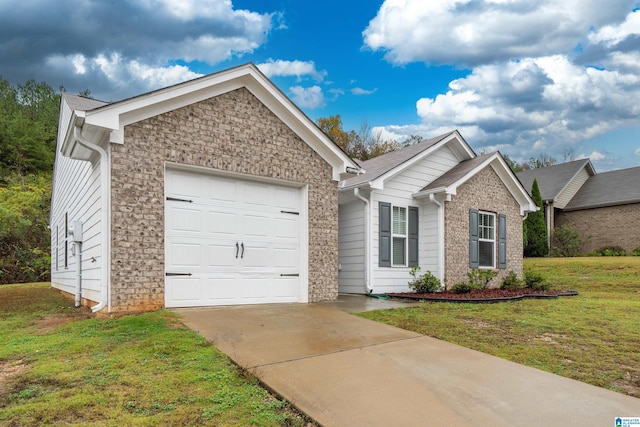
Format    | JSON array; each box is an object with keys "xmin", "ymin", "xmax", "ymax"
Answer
[
  {"xmin": 518, "ymin": 162, "xmax": 640, "ymax": 253},
  {"xmin": 338, "ymin": 131, "xmax": 537, "ymax": 294},
  {"xmin": 51, "ymin": 63, "xmax": 358, "ymax": 313},
  {"xmin": 516, "ymin": 159, "xmax": 596, "ymax": 247}
]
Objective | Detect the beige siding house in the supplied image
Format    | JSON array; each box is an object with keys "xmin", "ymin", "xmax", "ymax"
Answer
[
  {"xmin": 51, "ymin": 63, "xmax": 357, "ymax": 313},
  {"xmin": 338, "ymin": 132, "xmax": 537, "ymax": 292},
  {"xmin": 517, "ymin": 161, "xmax": 640, "ymax": 254}
]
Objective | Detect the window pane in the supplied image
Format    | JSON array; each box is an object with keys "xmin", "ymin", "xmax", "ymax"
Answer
[
  {"xmin": 479, "ymin": 241, "xmax": 494, "ymax": 267},
  {"xmin": 393, "ymin": 206, "xmax": 406, "ymax": 235},
  {"xmin": 393, "ymin": 237, "xmax": 406, "ymax": 265},
  {"xmin": 479, "ymin": 213, "xmax": 495, "ymax": 239}
]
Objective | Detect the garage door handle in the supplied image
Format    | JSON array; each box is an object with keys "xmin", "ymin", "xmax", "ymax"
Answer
[
  {"xmin": 240, "ymin": 242, "xmax": 245, "ymax": 259},
  {"xmin": 235, "ymin": 242, "xmax": 239, "ymax": 259},
  {"xmin": 280, "ymin": 274, "xmax": 299, "ymax": 277},
  {"xmin": 166, "ymin": 272, "xmax": 192, "ymax": 276}
]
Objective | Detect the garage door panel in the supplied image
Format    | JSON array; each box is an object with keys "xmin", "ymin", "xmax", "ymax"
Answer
[
  {"xmin": 170, "ymin": 170, "xmax": 204, "ymax": 199},
  {"xmin": 168, "ymin": 243, "xmax": 203, "ymax": 268},
  {"xmin": 243, "ymin": 214, "xmax": 271, "ymax": 238},
  {"xmin": 209, "ymin": 177, "xmax": 236, "ymax": 202},
  {"xmin": 273, "ymin": 277, "xmax": 300, "ymax": 299},
  {"xmin": 274, "ymin": 247, "xmax": 298, "ymax": 268},
  {"xmin": 203, "ymin": 277, "xmax": 237, "ymax": 302},
  {"xmin": 166, "ymin": 169, "xmax": 304, "ymax": 308},
  {"xmin": 208, "ymin": 210, "xmax": 238, "ymax": 235},
  {"xmin": 208, "ymin": 243, "xmax": 237, "ymax": 268},
  {"xmin": 274, "ymin": 186, "xmax": 299, "ymax": 210},
  {"xmin": 168, "ymin": 277, "xmax": 202, "ymax": 304},
  {"xmin": 168, "ymin": 206, "xmax": 202, "ymax": 233},
  {"xmin": 275, "ymin": 217, "xmax": 298, "ymax": 239},
  {"xmin": 241, "ymin": 245, "xmax": 270, "ymax": 268}
]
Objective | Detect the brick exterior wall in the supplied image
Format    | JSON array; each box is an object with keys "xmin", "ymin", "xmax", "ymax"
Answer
[
  {"xmin": 444, "ymin": 166, "xmax": 524, "ymax": 288},
  {"xmin": 555, "ymin": 203, "xmax": 640, "ymax": 253},
  {"xmin": 109, "ymin": 88, "xmax": 338, "ymax": 312}
]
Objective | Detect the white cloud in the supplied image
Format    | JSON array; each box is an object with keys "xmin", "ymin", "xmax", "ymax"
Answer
[
  {"xmin": 635, "ymin": 148, "xmax": 640, "ymax": 156},
  {"xmin": 588, "ymin": 9, "xmax": 640, "ymax": 46},
  {"xmin": 588, "ymin": 150, "xmax": 606, "ymax": 161},
  {"xmin": 257, "ymin": 59, "xmax": 327, "ymax": 82},
  {"xmin": 289, "ymin": 85, "xmax": 325, "ymax": 109},
  {"xmin": 376, "ymin": 54, "xmax": 640, "ymax": 159},
  {"xmin": 0, "ymin": 0, "xmax": 275, "ymax": 99},
  {"xmin": 46, "ymin": 53, "xmax": 202, "ymax": 95},
  {"xmin": 351, "ymin": 87, "xmax": 377, "ymax": 96},
  {"xmin": 363, "ymin": 0, "xmax": 633, "ymax": 66}
]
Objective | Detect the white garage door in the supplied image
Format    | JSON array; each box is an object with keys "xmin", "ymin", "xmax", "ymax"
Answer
[{"xmin": 165, "ymin": 169, "xmax": 304, "ymax": 308}]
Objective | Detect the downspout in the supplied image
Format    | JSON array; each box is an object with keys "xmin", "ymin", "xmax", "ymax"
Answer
[
  {"xmin": 73, "ymin": 126, "xmax": 110, "ymax": 313},
  {"xmin": 429, "ymin": 194, "xmax": 445, "ymax": 284},
  {"xmin": 74, "ymin": 241, "xmax": 83, "ymax": 307},
  {"xmin": 354, "ymin": 188, "xmax": 373, "ymax": 294}
]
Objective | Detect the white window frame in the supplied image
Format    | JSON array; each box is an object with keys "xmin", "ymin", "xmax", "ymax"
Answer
[
  {"xmin": 392, "ymin": 205, "xmax": 407, "ymax": 267},
  {"xmin": 478, "ymin": 211, "xmax": 496, "ymax": 269}
]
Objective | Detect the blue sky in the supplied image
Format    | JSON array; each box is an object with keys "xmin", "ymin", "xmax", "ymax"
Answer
[{"xmin": 1, "ymin": 0, "xmax": 639, "ymax": 171}]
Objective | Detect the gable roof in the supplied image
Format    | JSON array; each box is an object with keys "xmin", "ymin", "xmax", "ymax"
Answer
[
  {"xmin": 564, "ymin": 166, "xmax": 640, "ymax": 210},
  {"xmin": 416, "ymin": 152, "xmax": 538, "ymax": 215},
  {"xmin": 60, "ymin": 63, "xmax": 357, "ymax": 181},
  {"xmin": 516, "ymin": 159, "xmax": 595, "ymax": 202},
  {"xmin": 339, "ymin": 130, "xmax": 474, "ymax": 190}
]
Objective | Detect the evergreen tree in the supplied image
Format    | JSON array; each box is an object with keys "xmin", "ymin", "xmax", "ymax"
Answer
[{"xmin": 524, "ymin": 179, "xmax": 548, "ymax": 257}]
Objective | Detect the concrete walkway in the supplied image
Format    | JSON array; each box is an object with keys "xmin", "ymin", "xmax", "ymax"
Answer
[{"xmin": 175, "ymin": 295, "xmax": 640, "ymax": 426}]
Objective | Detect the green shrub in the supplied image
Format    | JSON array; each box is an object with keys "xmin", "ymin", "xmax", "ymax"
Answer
[
  {"xmin": 500, "ymin": 271, "xmax": 523, "ymax": 290},
  {"xmin": 467, "ymin": 268, "xmax": 497, "ymax": 289},
  {"xmin": 595, "ymin": 245, "xmax": 626, "ymax": 256},
  {"xmin": 451, "ymin": 282, "xmax": 473, "ymax": 294},
  {"xmin": 408, "ymin": 266, "xmax": 442, "ymax": 293},
  {"xmin": 584, "ymin": 251, "xmax": 600, "ymax": 257},
  {"xmin": 551, "ymin": 223, "xmax": 589, "ymax": 257},
  {"xmin": 524, "ymin": 270, "xmax": 551, "ymax": 291},
  {"xmin": 631, "ymin": 247, "xmax": 640, "ymax": 256}
]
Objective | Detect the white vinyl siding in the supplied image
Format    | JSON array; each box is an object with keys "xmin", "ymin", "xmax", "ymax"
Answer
[
  {"xmin": 338, "ymin": 201, "xmax": 366, "ymax": 293},
  {"xmin": 369, "ymin": 145, "xmax": 459, "ymax": 293},
  {"xmin": 50, "ymin": 99, "xmax": 105, "ymax": 303}
]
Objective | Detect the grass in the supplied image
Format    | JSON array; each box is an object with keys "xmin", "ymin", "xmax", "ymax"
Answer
[
  {"xmin": 0, "ymin": 283, "xmax": 313, "ymax": 426},
  {"xmin": 359, "ymin": 257, "xmax": 640, "ymax": 398}
]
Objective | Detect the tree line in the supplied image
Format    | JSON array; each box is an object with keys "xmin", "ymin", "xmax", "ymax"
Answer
[{"xmin": 0, "ymin": 78, "xmax": 59, "ymax": 284}]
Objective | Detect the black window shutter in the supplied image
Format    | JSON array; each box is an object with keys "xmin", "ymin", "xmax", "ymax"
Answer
[
  {"xmin": 469, "ymin": 209, "xmax": 479, "ymax": 268},
  {"xmin": 408, "ymin": 206, "xmax": 419, "ymax": 267},
  {"xmin": 498, "ymin": 214, "xmax": 507, "ymax": 269},
  {"xmin": 379, "ymin": 202, "xmax": 391, "ymax": 267}
]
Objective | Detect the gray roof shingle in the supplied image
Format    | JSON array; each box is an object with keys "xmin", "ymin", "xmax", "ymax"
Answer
[
  {"xmin": 516, "ymin": 159, "xmax": 593, "ymax": 201},
  {"xmin": 62, "ymin": 92, "xmax": 108, "ymax": 111},
  {"xmin": 420, "ymin": 153, "xmax": 495, "ymax": 192},
  {"xmin": 340, "ymin": 132, "xmax": 453, "ymax": 187},
  {"xmin": 564, "ymin": 166, "xmax": 640, "ymax": 210}
]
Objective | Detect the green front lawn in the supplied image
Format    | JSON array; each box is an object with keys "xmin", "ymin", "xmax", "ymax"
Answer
[
  {"xmin": 359, "ymin": 257, "xmax": 640, "ymax": 398},
  {"xmin": 0, "ymin": 283, "xmax": 312, "ymax": 426}
]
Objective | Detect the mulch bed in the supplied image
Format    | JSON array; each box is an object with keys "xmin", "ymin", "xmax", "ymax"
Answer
[{"xmin": 387, "ymin": 288, "xmax": 579, "ymax": 303}]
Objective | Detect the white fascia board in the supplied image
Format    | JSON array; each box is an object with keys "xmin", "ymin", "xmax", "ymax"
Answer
[
  {"xmin": 445, "ymin": 130, "xmax": 476, "ymax": 160},
  {"xmin": 83, "ymin": 63, "xmax": 356, "ymax": 181},
  {"xmin": 489, "ymin": 155, "xmax": 538, "ymax": 215}
]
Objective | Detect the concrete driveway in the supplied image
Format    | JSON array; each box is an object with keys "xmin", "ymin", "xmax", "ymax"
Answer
[{"xmin": 175, "ymin": 295, "xmax": 640, "ymax": 426}]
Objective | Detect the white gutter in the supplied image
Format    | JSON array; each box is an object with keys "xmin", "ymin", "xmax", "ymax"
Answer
[
  {"xmin": 74, "ymin": 241, "xmax": 82, "ymax": 307},
  {"xmin": 354, "ymin": 188, "xmax": 373, "ymax": 294},
  {"xmin": 429, "ymin": 194, "xmax": 445, "ymax": 284},
  {"xmin": 74, "ymin": 126, "xmax": 110, "ymax": 313}
]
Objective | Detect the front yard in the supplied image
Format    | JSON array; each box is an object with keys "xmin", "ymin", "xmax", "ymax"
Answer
[
  {"xmin": 0, "ymin": 283, "xmax": 313, "ymax": 426},
  {"xmin": 359, "ymin": 257, "xmax": 640, "ymax": 398}
]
